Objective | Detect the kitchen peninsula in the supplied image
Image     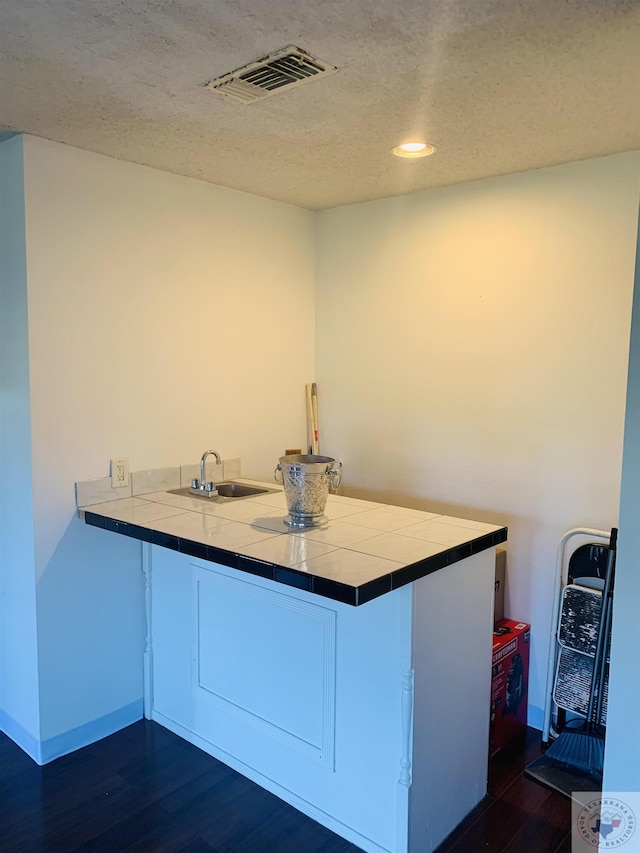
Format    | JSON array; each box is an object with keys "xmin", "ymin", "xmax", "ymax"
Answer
[{"xmin": 80, "ymin": 480, "xmax": 507, "ymax": 853}]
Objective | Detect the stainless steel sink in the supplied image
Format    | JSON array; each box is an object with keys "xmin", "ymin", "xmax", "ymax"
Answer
[
  {"xmin": 167, "ymin": 481, "xmax": 279, "ymax": 501},
  {"xmin": 215, "ymin": 482, "xmax": 270, "ymax": 498}
]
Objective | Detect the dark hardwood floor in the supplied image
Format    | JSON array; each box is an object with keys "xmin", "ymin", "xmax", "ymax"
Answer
[
  {"xmin": 437, "ymin": 728, "xmax": 572, "ymax": 853},
  {"xmin": 0, "ymin": 721, "xmax": 570, "ymax": 852}
]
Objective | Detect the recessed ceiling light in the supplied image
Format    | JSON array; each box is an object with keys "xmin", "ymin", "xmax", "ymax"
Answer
[{"xmin": 392, "ymin": 141, "xmax": 437, "ymax": 159}]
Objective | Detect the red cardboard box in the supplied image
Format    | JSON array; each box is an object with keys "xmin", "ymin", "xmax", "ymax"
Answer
[{"xmin": 490, "ymin": 619, "xmax": 530, "ymax": 757}]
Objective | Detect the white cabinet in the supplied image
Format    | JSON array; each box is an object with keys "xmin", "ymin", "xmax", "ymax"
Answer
[{"xmin": 148, "ymin": 544, "xmax": 494, "ymax": 853}]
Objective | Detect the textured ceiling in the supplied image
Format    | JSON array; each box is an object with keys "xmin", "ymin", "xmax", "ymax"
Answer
[{"xmin": 0, "ymin": 0, "xmax": 639, "ymax": 210}]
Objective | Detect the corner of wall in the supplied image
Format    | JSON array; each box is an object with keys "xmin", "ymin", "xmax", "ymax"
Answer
[{"xmin": 0, "ymin": 131, "xmax": 41, "ymax": 744}]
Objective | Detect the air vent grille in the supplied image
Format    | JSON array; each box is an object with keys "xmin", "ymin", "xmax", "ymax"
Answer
[{"xmin": 203, "ymin": 46, "xmax": 338, "ymax": 103}]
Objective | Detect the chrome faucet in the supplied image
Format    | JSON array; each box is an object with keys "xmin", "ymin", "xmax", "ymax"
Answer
[
  {"xmin": 200, "ymin": 449, "xmax": 221, "ymax": 488},
  {"xmin": 189, "ymin": 449, "xmax": 222, "ymax": 497}
]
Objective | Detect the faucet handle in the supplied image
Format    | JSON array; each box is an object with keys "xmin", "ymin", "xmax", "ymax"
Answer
[{"xmin": 191, "ymin": 478, "xmax": 200, "ymax": 489}]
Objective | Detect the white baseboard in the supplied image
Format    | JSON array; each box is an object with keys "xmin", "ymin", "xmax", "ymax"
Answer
[
  {"xmin": 0, "ymin": 709, "xmax": 41, "ymax": 762},
  {"xmin": 152, "ymin": 709, "xmax": 391, "ymax": 853},
  {"xmin": 0, "ymin": 700, "xmax": 143, "ymax": 765},
  {"xmin": 527, "ymin": 703, "xmax": 544, "ymax": 732}
]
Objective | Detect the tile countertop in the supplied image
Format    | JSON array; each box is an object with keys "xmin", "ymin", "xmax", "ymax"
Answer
[{"xmin": 79, "ymin": 479, "xmax": 507, "ymax": 606}]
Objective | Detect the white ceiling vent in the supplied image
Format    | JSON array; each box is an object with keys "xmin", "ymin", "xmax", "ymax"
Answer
[{"xmin": 203, "ymin": 46, "xmax": 338, "ymax": 104}]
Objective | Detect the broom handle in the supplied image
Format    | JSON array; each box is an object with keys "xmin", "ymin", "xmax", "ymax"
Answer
[
  {"xmin": 305, "ymin": 384, "xmax": 314, "ymax": 454},
  {"xmin": 594, "ymin": 528, "xmax": 617, "ymax": 724},
  {"xmin": 594, "ymin": 597, "xmax": 613, "ymax": 726},
  {"xmin": 587, "ymin": 527, "xmax": 617, "ymax": 725}
]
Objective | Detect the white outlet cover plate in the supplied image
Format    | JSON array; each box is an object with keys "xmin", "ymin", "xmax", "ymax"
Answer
[{"xmin": 111, "ymin": 457, "xmax": 130, "ymax": 488}]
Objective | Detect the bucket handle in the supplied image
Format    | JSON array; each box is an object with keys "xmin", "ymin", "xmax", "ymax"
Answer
[
  {"xmin": 274, "ymin": 460, "xmax": 342, "ymax": 490},
  {"xmin": 328, "ymin": 461, "xmax": 342, "ymax": 491}
]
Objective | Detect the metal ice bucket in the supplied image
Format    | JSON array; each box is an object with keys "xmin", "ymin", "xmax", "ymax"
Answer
[{"xmin": 274, "ymin": 454, "xmax": 342, "ymax": 528}]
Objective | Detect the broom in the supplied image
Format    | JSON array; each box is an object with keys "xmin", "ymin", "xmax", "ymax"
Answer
[{"xmin": 543, "ymin": 527, "xmax": 617, "ymax": 779}]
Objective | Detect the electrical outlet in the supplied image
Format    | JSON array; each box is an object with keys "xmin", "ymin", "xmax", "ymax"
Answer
[{"xmin": 111, "ymin": 457, "xmax": 129, "ymax": 489}]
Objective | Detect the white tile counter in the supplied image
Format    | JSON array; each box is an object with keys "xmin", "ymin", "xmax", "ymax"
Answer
[{"xmin": 79, "ymin": 479, "xmax": 507, "ymax": 605}]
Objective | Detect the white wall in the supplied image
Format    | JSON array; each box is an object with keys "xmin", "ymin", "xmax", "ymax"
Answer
[
  {"xmin": 22, "ymin": 135, "xmax": 316, "ymax": 492},
  {"xmin": 0, "ymin": 136, "xmax": 41, "ymax": 744},
  {"xmin": 4, "ymin": 134, "xmax": 638, "ymax": 760},
  {"xmin": 10, "ymin": 135, "xmax": 316, "ymax": 750},
  {"xmin": 603, "ymin": 208, "xmax": 640, "ymax": 791},
  {"xmin": 316, "ymin": 153, "xmax": 640, "ymax": 721}
]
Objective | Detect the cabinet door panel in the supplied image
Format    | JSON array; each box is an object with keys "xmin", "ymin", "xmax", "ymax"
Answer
[{"xmin": 193, "ymin": 567, "xmax": 336, "ymax": 765}]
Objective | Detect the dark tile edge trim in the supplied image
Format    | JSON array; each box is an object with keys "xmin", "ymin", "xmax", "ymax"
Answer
[
  {"xmin": 312, "ymin": 577, "xmax": 357, "ymax": 606},
  {"xmin": 391, "ymin": 526, "xmax": 508, "ymax": 591},
  {"xmin": 85, "ymin": 511, "xmax": 106, "ymax": 529},
  {"xmin": 208, "ymin": 547, "xmax": 239, "ymax": 570},
  {"xmin": 152, "ymin": 531, "xmax": 180, "ymax": 552},
  {"xmin": 391, "ymin": 550, "xmax": 450, "ymax": 590},
  {"xmin": 237, "ymin": 555, "xmax": 274, "ymax": 580},
  {"xmin": 274, "ymin": 566, "xmax": 313, "ymax": 592},
  {"xmin": 179, "ymin": 539, "xmax": 208, "ymax": 561},
  {"xmin": 84, "ymin": 515, "xmax": 508, "ymax": 607},
  {"xmin": 357, "ymin": 574, "xmax": 393, "ymax": 605},
  {"xmin": 102, "ymin": 517, "xmax": 154, "ymax": 542}
]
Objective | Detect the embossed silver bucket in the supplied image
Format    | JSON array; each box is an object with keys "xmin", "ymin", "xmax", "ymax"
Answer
[{"xmin": 274, "ymin": 454, "xmax": 342, "ymax": 528}]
